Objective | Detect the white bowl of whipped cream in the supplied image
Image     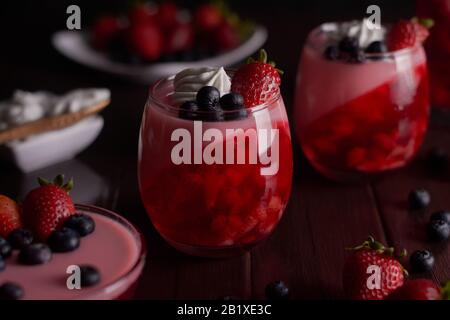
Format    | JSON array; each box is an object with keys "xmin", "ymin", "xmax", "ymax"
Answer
[{"xmin": 0, "ymin": 89, "xmax": 109, "ymax": 172}]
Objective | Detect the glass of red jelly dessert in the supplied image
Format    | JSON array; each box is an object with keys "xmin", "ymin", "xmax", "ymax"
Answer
[
  {"xmin": 417, "ymin": 0, "xmax": 450, "ymax": 109},
  {"xmin": 294, "ymin": 20, "xmax": 430, "ymax": 181},
  {"xmin": 138, "ymin": 62, "xmax": 293, "ymax": 257},
  {"xmin": 0, "ymin": 204, "xmax": 146, "ymax": 300}
]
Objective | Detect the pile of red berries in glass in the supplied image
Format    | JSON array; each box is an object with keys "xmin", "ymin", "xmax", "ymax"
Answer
[
  {"xmin": 91, "ymin": 2, "xmax": 248, "ymax": 63},
  {"xmin": 0, "ymin": 175, "xmax": 100, "ymax": 300}
]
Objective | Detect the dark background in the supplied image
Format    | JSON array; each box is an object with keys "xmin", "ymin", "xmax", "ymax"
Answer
[{"xmin": 3, "ymin": 1, "xmax": 447, "ymax": 300}]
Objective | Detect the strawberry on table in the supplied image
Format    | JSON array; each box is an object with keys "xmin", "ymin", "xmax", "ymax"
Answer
[
  {"xmin": 387, "ymin": 279, "xmax": 445, "ymax": 300},
  {"xmin": 22, "ymin": 175, "xmax": 75, "ymax": 241},
  {"xmin": 231, "ymin": 49, "xmax": 282, "ymax": 108},
  {"xmin": 343, "ymin": 236, "xmax": 407, "ymax": 300},
  {"xmin": 0, "ymin": 195, "xmax": 22, "ymax": 238},
  {"xmin": 387, "ymin": 18, "xmax": 434, "ymax": 51}
]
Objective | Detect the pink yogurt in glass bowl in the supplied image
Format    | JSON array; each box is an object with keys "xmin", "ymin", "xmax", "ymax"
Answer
[{"xmin": 0, "ymin": 204, "xmax": 146, "ymax": 300}]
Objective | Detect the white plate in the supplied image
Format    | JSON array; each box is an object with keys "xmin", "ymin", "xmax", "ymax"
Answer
[
  {"xmin": 0, "ymin": 116, "xmax": 104, "ymax": 173},
  {"xmin": 51, "ymin": 27, "xmax": 267, "ymax": 84}
]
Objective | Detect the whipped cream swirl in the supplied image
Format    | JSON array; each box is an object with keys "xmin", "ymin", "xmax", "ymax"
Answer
[{"xmin": 172, "ymin": 67, "xmax": 231, "ymax": 105}]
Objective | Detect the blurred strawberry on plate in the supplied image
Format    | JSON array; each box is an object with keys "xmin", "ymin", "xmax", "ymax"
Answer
[{"xmin": 51, "ymin": 1, "xmax": 267, "ymax": 83}]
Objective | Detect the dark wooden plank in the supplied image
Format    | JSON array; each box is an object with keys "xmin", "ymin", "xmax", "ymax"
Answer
[
  {"xmin": 250, "ymin": 153, "xmax": 387, "ymax": 299},
  {"xmin": 371, "ymin": 127, "xmax": 450, "ymax": 285}
]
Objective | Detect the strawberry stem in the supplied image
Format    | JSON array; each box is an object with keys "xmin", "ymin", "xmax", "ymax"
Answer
[
  {"xmin": 62, "ymin": 178, "xmax": 74, "ymax": 193},
  {"xmin": 412, "ymin": 16, "xmax": 434, "ymax": 29},
  {"xmin": 258, "ymin": 49, "xmax": 268, "ymax": 63},
  {"xmin": 37, "ymin": 175, "xmax": 74, "ymax": 193},
  {"xmin": 346, "ymin": 235, "xmax": 407, "ymax": 258},
  {"xmin": 53, "ymin": 174, "xmax": 64, "ymax": 187},
  {"xmin": 245, "ymin": 49, "xmax": 284, "ymax": 75},
  {"xmin": 38, "ymin": 177, "xmax": 51, "ymax": 186}
]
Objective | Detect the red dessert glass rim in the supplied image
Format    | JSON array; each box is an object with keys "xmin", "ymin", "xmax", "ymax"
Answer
[
  {"xmin": 74, "ymin": 204, "xmax": 146, "ymax": 299},
  {"xmin": 147, "ymin": 71, "xmax": 281, "ymax": 118},
  {"xmin": 306, "ymin": 22, "xmax": 425, "ymax": 59}
]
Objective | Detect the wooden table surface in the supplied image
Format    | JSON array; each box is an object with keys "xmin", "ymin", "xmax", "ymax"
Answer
[{"xmin": 1, "ymin": 0, "xmax": 449, "ymax": 299}]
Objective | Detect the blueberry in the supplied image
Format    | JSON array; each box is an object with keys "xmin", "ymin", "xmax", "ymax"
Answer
[
  {"xmin": 48, "ymin": 228, "xmax": 80, "ymax": 253},
  {"xmin": 324, "ymin": 45, "xmax": 339, "ymax": 60},
  {"xmin": 408, "ymin": 189, "xmax": 430, "ymax": 210},
  {"xmin": 179, "ymin": 101, "xmax": 200, "ymax": 120},
  {"xmin": 0, "ymin": 238, "xmax": 12, "ymax": 258},
  {"xmin": 80, "ymin": 265, "xmax": 101, "ymax": 287},
  {"xmin": 410, "ymin": 250, "xmax": 435, "ymax": 273},
  {"xmin": 339, "ymin": 37, "xmax": 359, "ymax": 54},
  {"xmin": 349, "ymin": 51, "xmax": 366, "ymax": 63},
  {"xmin": 430, "ymin": 210, "xmax": 450, "ymax": 225},
  {"xmin": 206, "ymin": 110, "xmax": 225, "ymax": 122},
  {"xmin": 64, "ymin": 214, "xmax": 95, "ymax": 237},
  {"xmin": 7, "ymin": 229, "xmax": 33, "ymax": 249},
  {"xmin": 196, "ymin": 86, "xmax": 220, "ymax": 109},
  {"xmin": 220, "ymin": 93, "xmax": 247, "ymax": 120},
  {"xmin": 19, "ymin": 243, "xmax": 52, "ymax": 265},
  {"xmin": 220, "ymin": 93, "xmax": 244, "ymax": 109},
  {"xmin": 265, "ymin": 280, "xmax": 290, "ymax": 300},
  {"xmin": 427, "ymin": 219, "xmax": 450, "ymax": 242},
  {"xmin": 427, "ymin": 147, "xmax": 448, "ymax": 172},
  {"xmin": 365, "ymin": 41, "xmax": 387, "ymax": 54},
  {"xmin": 0, "ymin": 282, "xmax": 24, "ymax": 300},
  {"xmin": 0, "ymin": 256, "xmax": 5, "ymax": 272}
]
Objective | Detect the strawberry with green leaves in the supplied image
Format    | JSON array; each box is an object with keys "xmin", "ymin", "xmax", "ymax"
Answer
[
  {"xmin": 231, "ymin": 49, "xmax": 282, "ymax": 108},
  {"xmin": 0, "ymin": 195, "xmax": 22, "ymax": 238},
  {"xmin": 343, "ymin": 236, "xmax": 407, "ymax": 300},
  {"xmin": 22, "ymin": 175, "xmax": 75, "ymax": 241},
  {"xmin": 387, "ymin": 18, "xmax": 434, "ymax": 51}
]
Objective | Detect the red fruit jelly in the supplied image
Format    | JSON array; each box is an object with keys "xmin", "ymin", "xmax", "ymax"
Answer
[{"xmin": 295, "ymin": 27, "xmax": 430, "ymax": 181}]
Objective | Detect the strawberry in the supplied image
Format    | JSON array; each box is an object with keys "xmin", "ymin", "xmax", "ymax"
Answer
[
  {"xmin": 387, "ymin": 279, "xmax": 442, "ymax": 300},
  {"xmin": 343, "ymin": 236, "xmax": 407, "ymax": 300},
  {"xmin": 128, "ymin": 21, "xmax": 163, "ymax": 61},
  {"xmin": 231, "ymin": 49, "xmax": 282, "ymax": 108},
  {"xmin": 91, "ymin": 15, "xmax": 122, "ymax": 50},
  {"xmin": 128, "ymin": 4, "xmax": 157, "ymax": 25},
  {"xmin": 213, "ymin": 21, "xmax": 239, "ymax": 52},
  {"xmin": 165, "ymin": 21, "xmax": 194, "ymax": 54},
  {"xmin": 0, "ymin": 195, "xmax": 21, "ymax": 238},
  {"xmin": 194, "ymin": 4, "xmax": 222, "ymax": 31},
  {"xmin": 387, "ymin": 18, "xmax": 434, "ymax": 51},
  {"xmin": 157, "ymin": 2, "xmax": 179, "ymax": 30},
  {"xmin": 22, "ymin": 175, "xmax": 75, "ymax": 241}
]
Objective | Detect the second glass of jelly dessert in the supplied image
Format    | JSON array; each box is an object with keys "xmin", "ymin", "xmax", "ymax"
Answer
[
  {"xmin": 417, "ymin": 0, "xmax": 450, "ymax": 109},
  {"xmin": 294, "ymin": 20, "xmax": 430, "ymax": 181},
  {"xmin": 138, "ymin": 62, "xmax": 293, "ymax": 257}
]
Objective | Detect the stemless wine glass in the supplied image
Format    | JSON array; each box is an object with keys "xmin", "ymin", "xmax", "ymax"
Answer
[
  {"xmin": 294, "ymin": 23, "xmax": 430, "ymax": 181},
  {"xmin": 417, "ymin": 0, "xmax": 450, "ymax": 109},
  {"xmin": 138, "ymin": 74, "xmax": 293, "ymax": 257}
]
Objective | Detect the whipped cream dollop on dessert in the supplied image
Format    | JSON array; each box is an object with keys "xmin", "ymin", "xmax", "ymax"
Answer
[
  {"xmin": 0, "ymin": 88, "xmax": 110, "ymax": 130},
  {"xmin": 321, "ymin": 19, "xmax": 386, "ymax": 49},
  {"xmin": 172, "ymin": 67, "xmax": 231, "ymax": 105}
]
